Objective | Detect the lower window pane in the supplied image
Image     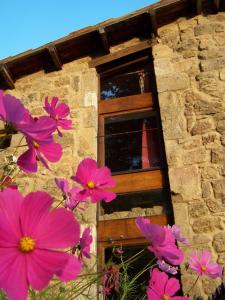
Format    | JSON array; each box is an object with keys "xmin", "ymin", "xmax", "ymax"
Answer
[{"xmin": 100, "ymin": 189, "xmax": 171, "ymax": 219}]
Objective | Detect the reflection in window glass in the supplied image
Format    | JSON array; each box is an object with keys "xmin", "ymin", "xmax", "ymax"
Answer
[
  {"xmin": 101, "ymin": 68, "xmax": 151, "ymax": 100},
  {"xmin": 104, "ymin": 111, "xmax": 162, "ymax": 173}
]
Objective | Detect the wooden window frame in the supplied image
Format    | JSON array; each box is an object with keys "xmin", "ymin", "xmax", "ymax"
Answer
[{"xmin": 96, "ymin": 53, "xmax": 171, "ymax": 299}]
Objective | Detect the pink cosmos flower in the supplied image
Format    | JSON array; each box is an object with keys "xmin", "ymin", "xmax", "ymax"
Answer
[
  {"xmin": 55, "ymin": 178, "xmax": 82, "ymax": 210},
  {"xmin": 0, "ymin": 188, "xmax": 82, "ymax": 300},
  {"xmin": 44, "ymin": 96, "xmax": 72, "ymax": 137},
  {"xmin": 167, "ymin": 225, "xmax": 189, "ymax": 244},
  {"xmin": 136, "ymin": 217, "xmax": 184, "ymax": 265},
  {"xmin": 0, "ymin": 91, "xmax": 27, "ymax": 125},
  {"xmin": 189, "ymin": 250, "xmax": 223, "ymax": 279},
  {"xmin": 157, "ymin": 259, "xmax": 178, "ymax": 275},
  {"xmin": 71, "ymin": 158, "xmax": 116, "ymax": 203},
  {"xmin": 79, "ymin": 227, "xmax": 93, "ymax": 261},
  {"xmin": 147, "ymin": 268, "xmax": 189, "ymax": 300},
  {"xmin": 17, "ymin": 116, "xmax": 62, "ymax": 173}
]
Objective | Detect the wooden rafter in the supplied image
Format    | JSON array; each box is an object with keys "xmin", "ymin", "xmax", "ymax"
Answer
[
  {"xmin": 148, "ymin": 8, "xmax": 158, "ymax": 37},
  {"xmin": 98, "ymin": 27, "xmax": 110, "ymax": 54},
  {"xmin": 47, "ymin": 45, "xmax": 62, "ymax": 70},
  {"xmin": 196, "ymin": 0, "xmax": 203, "ymax": 14},
  {"xmin": 214, "ymin": 0, "xmax": 220, "ymax": 12},
  {"xmin": 89, "ymin": 39, "xmax": 153, "ymax": 68},
  {"xmin": 0, "ymin": 64, "xmax": 14, "ymax": 89}
]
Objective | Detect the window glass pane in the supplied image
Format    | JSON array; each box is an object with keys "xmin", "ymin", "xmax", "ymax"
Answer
[
  {"xmin": 103, "ymin": 245, "xmax": 154, "ymax": 299},
  {"xmin": 100, "ymin": 189, "xmax": 170, "ymax": 219},
  {"xmin": 104, "ymin": 111, "xmax": 162, "ymax": 173},
  {"xmin": 100, "ymin": 66, "xmax": 151, "ymax": 100}
]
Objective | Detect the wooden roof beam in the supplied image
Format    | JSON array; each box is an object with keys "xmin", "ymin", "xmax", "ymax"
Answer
[
  {"xmin": 148, "ymin": 9, "xmax": 158, "ymax": 37},
  {"xmin": 98, "ymin": 27, "xmax": 110, "ymax": 54},
  {"xmin": 196, "ymin": 0, "xmax": 203, "ymax": 14},
  {"xmin": 47, "ymin": 45, "xmax": 62, "ymax": 71},
  {"xmin": 0, "ymin": 64, "xmax": 15, "ymax": 89},
  {"xmin": 213, "ymin": 0, "xmax": 220, "ymax": 12}
]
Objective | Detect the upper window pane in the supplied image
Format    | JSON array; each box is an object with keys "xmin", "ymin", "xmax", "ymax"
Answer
[
  {"xmin": 104, "ymin": 111, "xmax": 162, "ymax": 173},
  {"xmin": 100, "ymin": 64, "xmax": 151, "ymax": 100}
]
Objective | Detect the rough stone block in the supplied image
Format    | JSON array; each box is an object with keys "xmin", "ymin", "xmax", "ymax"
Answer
[
  {"xmin": 152, "ymin": 44, "xmax": 174, "ymax": 59},
  {"xmin": 159, "ymin": 92, "xmax": 187, "ymax": 139},
  {"xmin": 156, "ymin": 73, "xmax": 189, "ymax": 92},
  {"xmin": 220, "ymin": 68, "xmax": 225, "ymax": 81},
  {"xmin": 206, "ymin": 198, "xmax": 223, "ymax": 213},
  {"xmin": 191, "ymin": 118, "xmax": 215, "ymax": 135},
  {"xmin": 212, "ymin": 148, "xmax": 225, "ymax": 164},
  {"xmin": 169, "ymin": 165, "xmax": 201, "ymax": 199},
  {"xmin": 212, "ymin": 179, "xmax": 225, "ymax": 198},
  {"xmin": 198, "ymin": 48, "xmax": 225, "ymax": 60},
  {"xmin": 192, "ymin": 217, "xmax": 222, "ymax": 233},
  {"xmin": 202, "ymin": 181, "xmax": 213, "ymax": 198},
  {"xmin": 200, "ymin": 58, "xmax": 225, "ymax": 71},
  {"xmin": 183, "ymin": 147, "xmax": 210, "ymax": 165},
  {"xmin": 188, "ymin": 201, "xmax": 208, "ymax": 218},
  {"xmin": 214, "ymin": 33, "xmax": 225, "ymax": 46},
  {"xmin": 213, "ymin": 232, "xmax": 225, "ymax": 253},
  {"xmin": 154, "ymin": 58, "xmax": 174, "ymax": 76}
]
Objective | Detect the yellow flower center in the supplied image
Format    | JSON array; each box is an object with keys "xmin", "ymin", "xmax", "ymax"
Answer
[
  {"xmin": 200, "ymin": 265, "xmax": 207, "ymax": 272},
  {"xmin": 54, "ymin": 115, "xmax": 59, "ymax": 121},
  {"xmin": 87, "ymin": 181, "xmax": 95, "ymax": 189},
  {"xmin": 162, "ymin": 295, "xmax": 170, "ymax": 300},
  {"xmin": 32, "ymin": 141, "xmax": 39, "ymax": 149},
  {"xmin": 19, "ymin": 236, "xmax": 35, "ymax": 253}
]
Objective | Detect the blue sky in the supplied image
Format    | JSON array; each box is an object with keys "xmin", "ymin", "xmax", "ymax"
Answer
[{"xmin": 0, "ymin": 0, "xmax": 157, "ymax": 60}]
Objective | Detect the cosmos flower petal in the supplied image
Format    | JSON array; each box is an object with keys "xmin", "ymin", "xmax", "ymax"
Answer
[
  {"xmin": 55, "ymin": 102, "xmax": 70, "ymax": 118},
  {"xmin": 35, "ymin": 208, "xmax": 80, "ymax": 249},
  {"xmin": 165, "ymin": 277, "xmax": 180, "ymax": 296},
  {"xmin": 55, "ymin": 178, "xmax": 70, "ymax": 193},
  {"xmin": 0, "ymin": 248, "xmax": 28, "ymax": 300},
  {"xmin": 0, "ymin": 93, "xmax": 27, "ymax": 124},
  {"xmin": 17, "ymin": 146, "xmax": 37, "ymax": 173},
  {"xmin": 0, "ymin": 188, "xmax": 23, "ymax": 228},
  {"xmin": 149, "ymin": 268, "xmax": 168, "ymax": 295},
  {"xmin": 57, "ymin": 119, "xmax": 72, "ymax": 130},
  {"xmin": 73, "ymin": 158, "xmax": 98, "ymax": 184},
  {"xmin": 147, "ymin": 289, "xmax": 161, "ymax": 300},
  {"xmin": 94, "ymin": 166, "xmax": 116, "ymax": 188},
  {"xmin": 56, "ymin": 254, "xmax": 82, "ymax": 281},
  {"xmin": 91, "ymin": 189, "xmax": 116, "ymax": 203},
  {"xmin": 27, "ymin": 249, "xmax": 69, "ymax": 290},
  {"xmin": 38, "ymin": 141, "xmax": 62, "ymax": 162},
  {"xmin": 20, "ymin": 191, "xmax": 53, "ymax": 237}
]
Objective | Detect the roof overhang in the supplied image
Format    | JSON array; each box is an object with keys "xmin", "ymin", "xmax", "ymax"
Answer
[{"xmin": 0, "ymin": 0, "xmax": 224, "ymax": 89}]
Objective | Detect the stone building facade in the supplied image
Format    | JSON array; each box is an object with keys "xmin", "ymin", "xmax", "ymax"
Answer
[{"xmin": 0, "ymin": 0, "xmax": 225, "ymax": 298}]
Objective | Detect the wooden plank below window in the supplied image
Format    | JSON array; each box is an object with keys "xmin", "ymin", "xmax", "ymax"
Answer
[
  {"xmin": 98, "ymin": 215, "xmax": 168, "ymax": 242},
  {"xmin": 98, "ymin": 93, "xmax": 153, "ymax": 115},
  {"xmin": 110, "ymin": 169, "xmax": 167, "ymax": 194}
]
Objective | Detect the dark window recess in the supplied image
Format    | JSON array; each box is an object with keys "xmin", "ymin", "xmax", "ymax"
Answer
[
  {"xmin": 100, "ymin": 65, "xmax": 152, "ymax": 100},
  {"xmin": 101, "ymin": 189, "xmax": 170, "ymax": 215},
  {"xmin": 104, "ymin": 245, "xmax": 154, "ymax": 300},
  {"xmin": 104, "ymin": 111, "xmax": 162, "ymax": 173}
]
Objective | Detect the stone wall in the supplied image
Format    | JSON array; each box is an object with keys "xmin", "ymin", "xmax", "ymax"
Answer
[
  {"xmin": 153, "ymin": 12, "xmax": 225, "ymax": 299},
  {"xmin": 0, "ymin": 57, "xmax": 99, "ymax": 274},
  {"xmin": 1, "ymin": 10, "xmax": 225, "ymax": 299}
]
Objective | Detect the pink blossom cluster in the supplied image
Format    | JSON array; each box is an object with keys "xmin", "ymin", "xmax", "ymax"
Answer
[
  {"xmin": 0, "ymin": 91, "xmax": 72, "ymax": 173},
  {"xmin": 136, "ymin": 217, "xmax": 223, "ymax": 299},
  {"xmin": 55, "ymin": 158, "xmax": 116, "ymax": 208}
]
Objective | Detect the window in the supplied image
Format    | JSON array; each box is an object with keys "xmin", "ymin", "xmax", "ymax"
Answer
[{"xmin": 96, "ymin": 48, "xmax": 172, "ymax": 297}]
